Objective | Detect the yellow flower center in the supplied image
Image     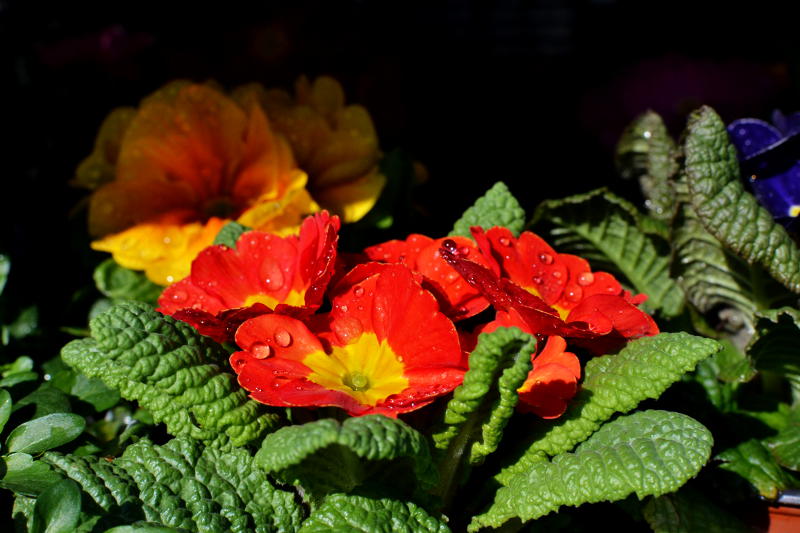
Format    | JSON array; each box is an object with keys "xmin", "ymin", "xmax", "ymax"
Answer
[
  {"xmin": 243, "ymin": 290, "xmax": 305, "ymax": 309},
  {"xmin": 303, "ymin": 332, "xmax": 408, "ymax": 406},
  {"xmin": 523, "ymin": 285, "xmax": 570, "ymax": 320}
]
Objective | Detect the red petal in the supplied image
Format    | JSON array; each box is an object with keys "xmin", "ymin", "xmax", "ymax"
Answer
[
  {"xmin": 566, "ymin": 294, "xmax": 659, "ymax": 354},
  {"xmin": 363, "ymin": 234, "xmax": 433, "ymax": 265},
  {"xmin": 157, "ymin": 277, "xmax": 226, "ymax": 316},
  {"xmin": 295, "ymin": 211, "xmax": 340, "ymax": 308},
  {"xmin": 172, "ymin": 303, "xmax": 271, "ymax": 343}
]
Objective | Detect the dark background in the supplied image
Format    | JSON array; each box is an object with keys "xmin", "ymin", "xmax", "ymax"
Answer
[{"xmin": 2, "ymin": 0, "xmax": 800, "ymax": 354}]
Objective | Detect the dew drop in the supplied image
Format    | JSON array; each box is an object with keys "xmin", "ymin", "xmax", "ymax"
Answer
[
  {"xmin": 539, "ymin": 252, "xmax": 554, "ymax": 265},
  {"xmin": 532, "ymin": 275, "xmax": 543, "ymax": 284},
  {"xmin": 274, "ymin": 328, "xmax": 292, "ymax": 347},
  {"xmin": 254, "ymin": 386, "xmax": 264, "ymax": 393},
  {"xmin": 442, "ymin": 239, "xmax": 458, "ymax": 253},
  {"xmin": 552, "ymin": 271, "xmax": 562, "ymax": 279},
  {"xmin": 333, "ymin": 316, "xmax": 363, "ymax": 344},
  {"xmin": 396, "ymin": 355, "xmax": 404, "ymax": 362},
  {"xmin": 170, "ymin": 289, "xmax": 188, "ymax": 303},
  {"xmin": 457, "ymin": 246, "xmax": 471, "ymax": 256},
  {"xmin": 577, "ymin": 272, "xmax": 595, "ymax": 286},
  {"xmin": 565, "ymin": 286, "xmax": 583, "ymax": 302},
  {"xmin": 261, "ymin": 260, "xmax": 285, "ymax": 291},
  {"xmin": 251, "ymin": 343, "xmax": 273, "ymax": 359},
  {"xmin": 353, "ymin": 285, "xmax": 365, "ymax": 297},
  {"xmin": 498, "ymin": 237, "xmax": 511, "ymax": 246},
  {"xmin": 233, "ymin": 358, "xmax": 246, "ymax": 369},
  {"xmin": 339, "ymin": 304, "xmax": 349, "ymax": 313}
]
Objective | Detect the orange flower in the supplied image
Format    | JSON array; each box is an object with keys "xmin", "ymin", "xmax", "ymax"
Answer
[
  {"xmin": 85, "ymin": 81, "xmax": 318, "ymax": 285},
  {"xmin": 158, "ymin": 212, "xmax": 339, "ymax": 342},
  {"xmin": 235, "ymin": 76, "xmax": 385, "ymax": 223},
  {"xmin": 364, "ymin": 234, "xmax": 491, "ymax": 320},
  {"xmin": 231, "ymin": 263, "xmax": 465, "ymax": 417}
]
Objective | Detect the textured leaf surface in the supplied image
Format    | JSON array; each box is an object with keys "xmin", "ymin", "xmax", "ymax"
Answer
[
  {"xmin": 497, "ymin": 333, "xmax": 719, "ymax": 483},
  {"xmin": 451, "ymin": 182, "xmax": 525, "ymax": 238},
  {"xmin": 298, "ymin": 494, "xmax": 450, "ymax": 533},
  {"xmin": 213, "ymin": 221, "xmax": 249, "ymax": 248},
  {"xmin": 748, "ymin": 308, "xmax": 800, "ymax": 389},
  {"xmin": 615, "ymin": 111, "xmax": 679, "ymax": 221},
  {"xmin": 471, "ymin": 410, "xmax": 713, "ymax": 530},
  {"xmin": 94, "ymin": 259, "xmax": 163, "ymax": 304},
  {"xmin": 716, "ymin": 439, "xmax": 798, "ymax": 499},
  {"xmin": 433, "ymin": 328, "xmax": 535, "ymax": 454},
  {"xmin": 61, "ymin": 301, "xmax": 281, "ymax": 448},
  {"xmin": 684, "ymin": 106, "xmax": 800, "ymax": 293},
  {"xmin": 643, "ymin": 487, "xmax": 750, "ymax": 533},
  {"xmin": 256, "ymin": 415, "xmax": 437, "ymax": 495},
  {"xmin": 41, "ymin": 437, "xmax": 304, "ymax": 533},
  {"xmin": 532, "ymin": 188, "xmax": 683, "ymax": 316}
]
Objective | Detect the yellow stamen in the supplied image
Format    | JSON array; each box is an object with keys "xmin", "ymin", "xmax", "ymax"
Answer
[
  {"xmin": 303, "ymin": 332, "xmax": 408, "ymax": 406},
  {"xmin": 243, "ymin": 290, "xmax": 305, "ymax": 309}
]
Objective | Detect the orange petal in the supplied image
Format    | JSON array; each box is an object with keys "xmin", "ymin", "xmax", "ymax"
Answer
[{"xmin": 311, "ymin": 169, "xmax": 386, "ymax": 223}]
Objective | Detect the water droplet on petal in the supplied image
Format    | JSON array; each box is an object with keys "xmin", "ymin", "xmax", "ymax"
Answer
[
  {"xmin": 333, "ymin": 316, "xmax": 363, "ymax": 344},
  {"xmin": 170, "ymin": 289, "xmax": 188, "ymax": 303},
  {"xmin": 552, "ymin": 271, "xmax": 562, "ymax": 279},
  {"xmin": 260, "ymin": 260, "xmax": 285, "ymax": 291},
  {"xmin": 499, "ymin": 237, "xmax": 511, "ymax": 246},
  {"xmin": 442, "ymin": 239, "xmax": 458, "ymax": 253},
  {"xmin": 539, "ymin": 252, "xmax": 554, "ymax": 265},
  {"xmin": 457, "ymin": 246, "xmax": 471, "ymax": 256},
  {"xmin": 565, "ymin": 286, "xmax": 583, "ymax": 302},
  {"xmin": 233, "ymin": 358, "xmax": 246, "ymax": 369},
  {"xmin": 396, "ymin": 355, "xmax": 404, "ymax": 362},
  {"xmin": 251, "ymin": 343, "xmax": 273, "ymax": 359},
  {"xmin": 577, "ymin": 272, "xmax": 595, "ymax": 286},
  {"xmin": 353, "ymin": 286, "xmax": 365, "ymax": 297},
  {"xmin": 532, "ymin": 275, "xmax": 543, "ymax": 284},
  {"xmin": 274, "ymin": 328, "xmax": 292, "ymax": 347},
  {"xmin": 339, "ymin": 304, "xmax": 349, "ymax": 313}
]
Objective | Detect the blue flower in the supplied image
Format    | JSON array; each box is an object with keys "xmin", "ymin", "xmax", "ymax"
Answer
[{"xmin": 727, "ymin": 111, "xmax": 800, "ymax": 228}]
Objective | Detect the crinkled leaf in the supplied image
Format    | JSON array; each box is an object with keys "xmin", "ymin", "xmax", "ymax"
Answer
[
  {"xmin": 469, "ymin": 344, "xmax": 532, "ymax": 464},
  {"xmin": 105, "ymin": 525, "xmax": 188, "ymax": 533},
  {"xmin": 451, "ymin": 182, "xmax": 525, "ymax": 238},
  {"xmin": 433, "ymin": 327, "xmax": 536, "ymax": 455},
  {"xmin": 94, "ymin": 259, "xmax": 163, "ymax": 305},
  {"xmin": 497, "ymin": 333, "xmax": 719, "ymax": 483},
  {"xmin": 298, "ymin": 494, "xmax": 450, "ymax": 533},
  {"xmin": 61, "ymin": 301, "xmax": 282, "ymax": 449},
  {"xmin": 40, "ymin": 437, "xmax": 304, "ymax": 533},
  {"xmin": 471, "ymin": 410, "xmax": 713, "ymax": 530},
  {"xmin": 615, "ymin": 111, "xmax": 679, "ymax": 221},
  {"xmin": 6, "ymin": 413, "xmax": 85, "ymax": 454},
  {"xmin": 766, "ymin": 405, "xmax": 800, "ymax": 472},
  {"xmin": 256, "ymin": 415, "xmax": 437, "ymax": 498},
  {"xmin": 532, "ymin": 188, "xmax": 683, "ymax": 317},
  {"xmin": 0, "ymin": 388, "xmax": 11, "ymax": 434},
  {"xmin": 31, "ymin": 479, "xmax": 82, "ymax": 533},
  {"xmin": 684, "ymin": 106, "xmax": 800, "ymax": 293},
  {"xmin": 1, "ymin": 453, "xmax": 63, "ymax": 495},
  {"xmin": 748, "ymin": 308, "xmax": 800, "ymax": 389},
  {"xmin": 716, "ymin": 439, "xmax": 798, "ymax": 499},
  {"xmin": 643, "ymin": 486, "xmax": 751, "ymax": 533},
  {"xmin": 213, "ymin": 221, "xmax": 250, "ymax": 248}
]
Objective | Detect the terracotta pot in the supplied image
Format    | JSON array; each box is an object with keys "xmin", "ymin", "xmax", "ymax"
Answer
[{"xmin": 767, "ymin": 491, "xmax": 800, "ymax": 533}]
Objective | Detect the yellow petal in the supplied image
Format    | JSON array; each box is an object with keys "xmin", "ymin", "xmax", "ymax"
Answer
[
  {"xmin": 312, "ymin": 169, "xmax": 386, "ymax": 223},
  {"xmin": 91, "ymin": 218, "xmax": 226, "ymax": 285}
]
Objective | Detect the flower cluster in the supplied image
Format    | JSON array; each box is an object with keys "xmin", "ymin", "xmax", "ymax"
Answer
[
  {"xmin": 157, "ymin": 213, "xmax": 658, "ymax": 418},
  {"xmin": 77, "ymin": 77, "xmax": 385, "ymax": 285}
]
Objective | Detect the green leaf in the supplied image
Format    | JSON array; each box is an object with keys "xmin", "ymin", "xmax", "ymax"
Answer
[
  {"xmin": 104, "ymin": 525, "xmax": 188, "ymax": 533},
  {"xmin": 748, "ymin": 308, "xmax": 800, "ymax": 388},
  {"xmin": 0, "ymin": 388, "xmax": 11, "ymax": 434},
  {"xmin": 1, "ymin": 453, "xmax": 63, "ymax": 495},
  {"xmin": 716, "ymin": 439, "xmax": 798, "ymax": 499},
  {"xmin": 643, "ymin": 486, "xmax": 751, "ymax": 533},
  {"xmin": 471, "ymin": 410, "xmax": 713, "ymax": 530},
  {"xmin": 766, "ymin": 405, "xmax": 800, "ymax": 472},
  {"xmin": 5, "ymin": 305, "xmax": 40, "ymax": 340},
  {"xmin": 531, "ymin": 188, "xmax": 683, "ymax": 317},
  {"xmin": 31, "ymin": 479, "xmax": 82, "ymax": 533},
  {"xmin": 13, "ymin": 384, "xmax": 72, "ymax": 418},
  {"xmin": 684, "ymin": 106, "xmax": 800, "ymax": 293},
  {"xmin": 615, "ymin": 111, "xmax": 679, "ymax": 221},
  {"xmin": 451, "ymin": 182, "xmax": 525, "ymax": 238},
  {"xmin": 61, "ymin": 301, "xmax": 282, "ymax": 449},
  {"xmin": 93, "ymin": 259, "xmax": 163, "ymax": 304},
  {"xmin": 497, "ymin": 332, "xmax": 720, "ymax": 484},
  {"xmin": 433, "ymin": 327, "xmax": 535, "ymax": 458},
  {"xmin": 298, "ymin": 494, "xmax": 450, "ymax": 533},
  {"xmin": 6, "ymin": 413, "xmax": 85, "ymax": 454},
  {"xmin": 256, "ymin": 415, "xmax": 437, "ymax": 497},
  {"xmin": 41, "ymin": 437, "xmax": 305, "ymax": 532},
  {"xmin": 0, "ymin": 253, "xmax": 9, "ymax": 296},
  {"xmin": 213, "ymin": 221, "xmax": 250, "ymax": 248}
]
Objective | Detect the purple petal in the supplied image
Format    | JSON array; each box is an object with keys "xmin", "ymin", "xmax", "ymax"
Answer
[
  {"xmin": 774, "ymin": 111, "xmax": 800, "ymax": 137},
  {"xmin": 727, "ymin": 118, "xmax": 782, "ymax": 158},
  {"xmin": 750, "ymin": 165, "xmax": 800, "ymax": 223}
]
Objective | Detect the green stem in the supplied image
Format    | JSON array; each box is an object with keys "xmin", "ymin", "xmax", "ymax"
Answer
[{"xmin": 435, "ymin": 408, "xmax": 483, "ymax": 511}]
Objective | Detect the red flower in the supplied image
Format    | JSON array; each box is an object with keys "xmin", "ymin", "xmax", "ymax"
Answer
[
  {"xmin": 157, "ymin": 211, "xmax": 339, "ymax": 341},
  {"xmin": 230, "ymin": 263, "xmax": 466, "ymax": 416},
  {"xmin": 441, "ymin": 227, "xmax": 658, "ymax": 351},
  {"xmin": 364, "ymin": 234, "xmax": 490, "ymax": 320}
]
